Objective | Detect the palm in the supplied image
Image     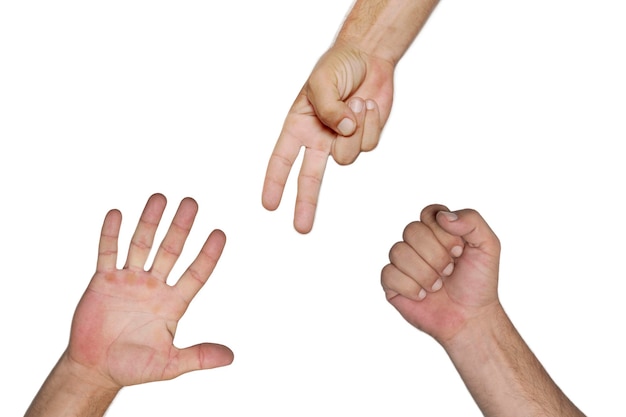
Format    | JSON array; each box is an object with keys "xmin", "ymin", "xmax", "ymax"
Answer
[
  {"xmin": 281, "ymin": 97, "xmax": 336, "ymax": 155},
  {"xmin": 69, "ymin": 269, "xmax": 187, "ymax": 386}
]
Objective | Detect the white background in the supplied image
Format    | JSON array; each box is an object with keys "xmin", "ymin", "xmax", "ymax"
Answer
[{"xmin": 2, "ymin": 1, "xmax": 625, "ymax": 416}]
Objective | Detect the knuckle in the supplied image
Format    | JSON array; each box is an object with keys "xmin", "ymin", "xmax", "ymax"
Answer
[
  {"xmin": 402, "ymin": 221, "xmax": 425, "ymax": 242},
  {"xmin": 388, "ymin": 241, "xmax": 406, "ymax": 262},
  {"xmin": 380, "ymin": 264, "xmax": 394, "ymax": 285},
  {"xmin": 420, "ymin": 203, "xmax": 448, "ymax": 221}
]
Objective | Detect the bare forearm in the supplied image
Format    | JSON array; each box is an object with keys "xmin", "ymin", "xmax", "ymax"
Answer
[
  {"xmin": 443, "ymin": 306, "xmax": 586, "ymax": 417},
  {"xmin": 25, "ymin": 352, "xmax": 119, "ymax": 417},
  {"xmin": 335, "ymin": 0, "xmax": 439, "ymax": 65}
]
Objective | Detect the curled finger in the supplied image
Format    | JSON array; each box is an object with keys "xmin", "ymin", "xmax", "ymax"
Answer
[
  {"xmin": 381, "ymin": 263, "xmax": 426, "ymax": 302},
  {"xmin": 420, "ymin": 204, "xmax": 466, "ymax": 259},
  {"xmin": 401, "ymin": 220, "xmax": 455, "ymax": 284},
  {"xmin": 331, "ymin": 97, "xmax": 367, "ymax": 165},
  {"xmin": 388, "ymin": 239, "xmax": 443, "ymax": 296},
  {"xmin": 361, "ymin": 99, "xmax": 382, "ymax": 152}
]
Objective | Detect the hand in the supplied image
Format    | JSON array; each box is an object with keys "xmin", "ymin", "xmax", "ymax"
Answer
[
  {"xmin": 67, "ymin": 193, "xmax": 234, "ymax": 389},
  {"xmin": 262, "ymin": 44, "xmax": 394, "ymax": 234},
  {"xmin": 381, "ymin": 204, "xmax": 501, "ymax": 344}
]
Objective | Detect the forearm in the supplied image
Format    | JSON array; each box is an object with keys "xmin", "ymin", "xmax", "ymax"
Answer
[
  {"xmin": 25, "ymin": 351, "xmax": 120, "ymax": 417},
  {"xmin": 443, "ymin": 305, "xmax": 586, "ymax": 417},
  {"xmin": 335, "ymin": 0, "xmax": 440, "ymax": 65}
]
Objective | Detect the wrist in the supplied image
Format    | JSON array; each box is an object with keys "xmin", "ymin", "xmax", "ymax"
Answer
[
  {"xmin": 335, "ymin": 0, "xmax": 439, "ymax": 65},
  {"xmin": 437, "ymin": 301, "xmax": 586, "ymax": 416},
  {"xmin": 25, "ymin": 351, "xmax": 120, "ymax": 417},
  {"xmin": 60, "ymin": 350, "xmax": 121, "ymax": 393},
  {"xmin": 334, "ymin": 27, "xmax": 404, "ymax": 67},
  {"xmin": 440, "ymin": 302, "xmax": 509, "ymax": 356}
]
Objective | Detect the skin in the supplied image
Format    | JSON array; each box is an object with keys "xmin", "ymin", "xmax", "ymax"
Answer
[
  {"xmin": 381, "ymin": 205, "xmax": 586, "ymax": 417},
  {"xmin": 262, "ymin": 0, "xmax": 440, "ymax": 234},
  {"xmin": 25, "ymin": 193, "xmax": 234, "ymax": 417}
]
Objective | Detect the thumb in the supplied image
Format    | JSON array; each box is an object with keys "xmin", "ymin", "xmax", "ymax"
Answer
[
  {"xmin": 435, "ymin": 209, "xmax": 501, "ymax": 257},
  {"xmin": 174, "ymin": 343, "xmax": 234, "ymax": 376},
  {"xmin": 306, "ymin": 79, "xmax": 357, "ymax": 137}
]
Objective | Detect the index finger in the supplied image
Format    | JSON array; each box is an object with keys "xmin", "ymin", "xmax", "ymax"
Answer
[
  {"xmin": 420, "ymin": 204, "xmax": 466, "ymax": 258},
  {"xmin": 262, "ymin": 131, "xmax": 301, "ymax": 212},
  {"xmin": 174, "ymin": 229, "xmax": 226, "ymax": 304}
]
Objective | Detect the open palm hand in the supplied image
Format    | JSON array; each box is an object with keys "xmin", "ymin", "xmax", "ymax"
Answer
[{"xmin": 67, "ymin": 194, "xmax": 233, "ymax": 389}]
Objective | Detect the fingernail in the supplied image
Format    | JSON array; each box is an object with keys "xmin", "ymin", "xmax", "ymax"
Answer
[
  {"xmin": 442, "ymin": 263, "xmax": 454, "ymax": 277},
  {"xmin": 418, "ymin": 288, "xmax": 427, "ymax": 300},
  {"xmin": 349, "ymin": 98, "xmax": 364, "ymax": 113},
  {"xmin": 451, "ymin": 245, "xmax": 463, "ymax": 257},
  {"xmin": 366, "ymin": 99, "xmax": 376, "ymax": 110},
  {"xmin": 431, "ymin": 278, "xmax": 443, "ymax": 291},
  {"xmin": 337, "ymin": 118, "xmax": 355, "ymax": 136},
  {"xmin": 439, "ymin": 211, "xmax": 458, "ymax": 221}
]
